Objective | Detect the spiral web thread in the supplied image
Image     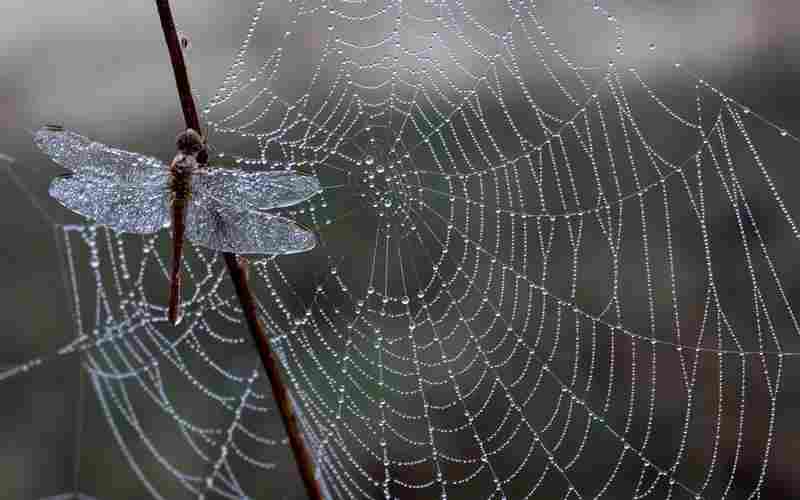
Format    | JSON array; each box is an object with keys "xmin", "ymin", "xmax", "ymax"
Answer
[{"xmin": 5, "ymin": 0, "xmax": 800, "ymax": 498}]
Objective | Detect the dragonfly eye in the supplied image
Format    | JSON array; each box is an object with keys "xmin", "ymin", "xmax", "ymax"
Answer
[{"xmin": 176, "ymin": 129, "xmax": 204, "ymax": 155}]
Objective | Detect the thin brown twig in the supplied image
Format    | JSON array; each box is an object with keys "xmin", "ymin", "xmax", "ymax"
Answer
[{"xmin": 154, "ymin": 2, "xmax": 325, "ymax": 499}]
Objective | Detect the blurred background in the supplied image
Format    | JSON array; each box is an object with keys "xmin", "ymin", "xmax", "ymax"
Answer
[{"xmin": 1, "ymin": 1, "xmax": 799, "ymax": 499}]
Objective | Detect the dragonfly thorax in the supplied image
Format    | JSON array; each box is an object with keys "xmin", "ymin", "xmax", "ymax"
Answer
[{"xmin": 169, "ymin": 155, "xmax": 196, "ymax": 199}]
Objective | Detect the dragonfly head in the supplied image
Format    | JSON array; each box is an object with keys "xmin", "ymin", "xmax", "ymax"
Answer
[{"xmin": 176, "ymin": 129, "xmax": 205, "ymax": 157}]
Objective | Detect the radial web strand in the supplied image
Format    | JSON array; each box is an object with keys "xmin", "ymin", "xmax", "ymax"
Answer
[{"xmin": 5, "ymin": 0, "xmax": 800, "ymax": 499}]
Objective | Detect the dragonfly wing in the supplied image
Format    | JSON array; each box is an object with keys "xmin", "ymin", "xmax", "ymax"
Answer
[
  {"xmin": 50, "ymin": 174, "xmax": 170, "ymax": 234},
  {"xmin": 185, "ymin": 191, "xmax": 316, "ymax": 254},
  {"xmin": 35, "ymin": 126, "xmax": 168, "ymax": 184},
  {"xmin": 196, "ymin": 168, "xmax": 321, "ymax": 211}
]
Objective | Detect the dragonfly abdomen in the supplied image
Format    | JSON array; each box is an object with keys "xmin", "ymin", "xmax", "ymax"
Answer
[{"xmin": 167, "ymin": 159, "xmax": 193, "ymax": 324}]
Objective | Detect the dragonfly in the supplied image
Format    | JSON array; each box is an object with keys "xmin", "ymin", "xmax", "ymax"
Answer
[{"xmin": 34, "ymin": 124, "xmax": 320, "ymax": 325}]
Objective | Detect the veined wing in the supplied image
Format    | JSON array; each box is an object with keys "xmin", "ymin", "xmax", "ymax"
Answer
[
  {"xmin": 50, "ymin": 174, "xmax": 170, "ymax": 234},
  {"xmin": 35, "ymin": 125, "xmax": 168, "ymax": 185},
  {"xmin": 195, "ymin": 168, "xmax": 321, "ymax": 211},
  {"xmin": 185, "ymin": 189, "xmax": 316, "ymax": 254}
]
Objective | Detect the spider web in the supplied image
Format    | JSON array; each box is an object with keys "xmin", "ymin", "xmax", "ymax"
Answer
[{"xmin": 5, "ymin": 0, "xmax": 800, "ymax": 499}]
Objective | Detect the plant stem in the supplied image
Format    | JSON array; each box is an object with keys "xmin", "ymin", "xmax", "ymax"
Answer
[{"xmin": 154, "ymin": 2, "xmax": 324, "ymax": 499}]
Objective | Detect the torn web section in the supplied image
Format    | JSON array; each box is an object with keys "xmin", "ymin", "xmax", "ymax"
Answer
[{"xmin": 48, "ymin": 223, "xmax": 321, "ymax": 500}]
